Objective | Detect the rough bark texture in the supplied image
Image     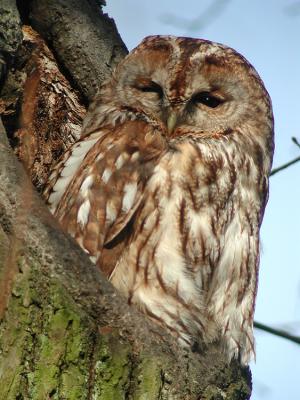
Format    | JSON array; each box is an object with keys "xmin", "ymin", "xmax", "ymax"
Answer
[
  {"xmin": 29, "ymin": 0, "xmax": 128, "ymax": 102},
  {"xmin": 0, "ymin": 1, "xmax": 252, "ymax": 398},
  {"xmin": 0, "ymin": 0, "xmax": 23, "ymax": 56},
  {"xmin": 13, "ymin": 26, "xmax": 86, "ymax": 191}
]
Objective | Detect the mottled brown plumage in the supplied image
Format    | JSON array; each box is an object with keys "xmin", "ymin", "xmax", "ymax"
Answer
[{"xmin": 44, "ymin": 36, "xmax": 274, "ymax": 364}]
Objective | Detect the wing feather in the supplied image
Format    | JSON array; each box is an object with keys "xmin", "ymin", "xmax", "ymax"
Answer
[{"xmin": 44, "ymin": 119, "xmax": 166, "ymax": 274}]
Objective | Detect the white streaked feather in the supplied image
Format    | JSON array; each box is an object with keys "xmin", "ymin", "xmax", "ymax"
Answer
[
  {"xmin": 71, "ymin": 137, "xmax": 98, "ymax": 157},
  {"xmin": 106, "ymin": 201, "xmax": 117, "ymax": 223},
  {"xmin": 49, "ymin": 137, "xmax": 99, "ymax": 209},
  {"xmin": 60, "ymin": 159, "xmax": 82, "ymax": 178},
  {"xmin": 77, "ymin": 199, "xmax": 91, "ymax": 228},
  {"xmin": 89, "ymin": 255, "xmax": 97, "ymax": 263},
  {"xmin": 47, "ymin": 168, "xmax": 59, "ymax": 182},
  {"xmin": 96, "ymin": 153, "xmax": 104, "ymax": 162},
  {"xmin": 80, "ymin": 175, "xmax": 94, "ymax": 197},
  {"xmin": 131, "ymin": 151, "xmax": 140, "ymax": 162},
  {"xmin": 63, "ymin": 150, "xmax": 83, "ymax": 165},
  {"xmin": 115, "ymin": 154, "xmax": 125, "ymax": 169},
  {"xmin": 52, "ymin": 175, "xmax": 73, "ymax": 194},
  {"xmin": 48, "ymin": 190, "xmax": 65, "ymax": 213},
  {"xmin": 102, "ymin": 168, "xmax": 112, "ymax": 183},
  {"xmin": 122, "ymin": 182, "xmax": 137, "ymax": 212},
  {"xmin": 48, "ymin": 175, "xmax": 73, "ymax": 212},
  {"xmin": 89, "ymin": 252, "xmax": 103, "ymax": 265}
]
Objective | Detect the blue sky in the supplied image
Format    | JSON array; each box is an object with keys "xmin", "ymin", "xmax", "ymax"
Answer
[{"xmin": 104, "ymin": 1, "xmax": 300, "ymax": 398}]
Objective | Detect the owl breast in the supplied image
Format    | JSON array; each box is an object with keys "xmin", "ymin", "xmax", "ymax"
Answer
[{"xmin": 109, "ymin": 137, "xmax": 261, "ymax": 363}]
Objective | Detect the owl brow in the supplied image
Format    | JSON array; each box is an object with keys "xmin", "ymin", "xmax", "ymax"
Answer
[{"xmin": 133, "ymin": 78, "xmax": 163, "ymax": 94}]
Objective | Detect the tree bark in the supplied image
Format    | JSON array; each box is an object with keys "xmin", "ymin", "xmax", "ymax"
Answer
[{"xmin": 0, "ymin": 1, "xmax": 252, "ymax": 398}]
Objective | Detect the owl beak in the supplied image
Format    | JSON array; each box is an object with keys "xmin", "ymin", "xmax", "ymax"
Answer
[{"xmin": 167, "ymin": 112, "xmax": 178, "ymax": 134}]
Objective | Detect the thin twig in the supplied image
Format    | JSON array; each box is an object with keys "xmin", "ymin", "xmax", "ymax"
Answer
[
  {"xmin": 254, "ymin": 321, "xmax": 300, "ymax": 345},
  {"xmin": 270, "ymin": 136, "xmax": 300, "ymax": 176},
  {"xmin": 292, "ymin": 136, "xmax": 300, "ymax": 149},
  {"xmin": 270, "ymin": 155, "xmax": 300, "ymax": 176},
  {"xmin": 159, "ymin": 0, "xmax": 230, "ymax": 32}
]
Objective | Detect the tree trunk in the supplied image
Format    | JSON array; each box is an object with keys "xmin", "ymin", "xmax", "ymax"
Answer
[{"xmin": 0, "ymin": 1, "xmax": 252, "ymax": 398}]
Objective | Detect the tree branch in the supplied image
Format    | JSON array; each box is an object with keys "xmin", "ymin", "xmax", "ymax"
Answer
[
  {"xmin": 270, "ymin": 155, "xmax": 300, "ymax": 176},
  {"xmin": 292, "ymin": 136, "xmax": 300, "ymax": 149},
  {"xmin": 254, "ymin": 321, "xmax": 300, "ymax": 345},
  {"xmin": 160, "ymin": 0, "xmax": 230, "ymax": 32},
  {"xmin": 270, "ymin": 136, "xmax": 300, "ymax": 176}
]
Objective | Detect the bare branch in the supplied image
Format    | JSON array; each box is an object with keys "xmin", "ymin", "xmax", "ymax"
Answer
[
  {"xmin": 254, "ymin": 321, "xmax": 300, "ymax": 345},
  {"xmin": 292, "ymin": 136, "xmax": 300, "ymax": 149},
  {"xmin": 159, "ymin": 0, "xmax": 230, "ymax": 32},
  {"xmin": 270, "ymin": 155, "xmax": 300, "ymax": 176},
  {"xmin": 270, "ymin": 136, "xmax": 300, "ymax": 176}
]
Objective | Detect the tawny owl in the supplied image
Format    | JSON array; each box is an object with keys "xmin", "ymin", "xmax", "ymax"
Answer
[{"xmin": 43, "ymin": 36, "xmax": 274, "ymax": 365}]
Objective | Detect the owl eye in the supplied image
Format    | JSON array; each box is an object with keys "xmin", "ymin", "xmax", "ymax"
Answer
[
  {"xmin": 135, "ymin": 81, "xmax": 163, "ymax": 98},
  {"xmin": 192, "ymin": 92, "xmax": 223, "ymax": 108}
]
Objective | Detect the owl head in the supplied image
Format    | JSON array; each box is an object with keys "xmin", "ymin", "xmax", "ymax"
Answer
[{"xmin": 84, "ymin": 35, "xmax": 274, "ymax": 169}]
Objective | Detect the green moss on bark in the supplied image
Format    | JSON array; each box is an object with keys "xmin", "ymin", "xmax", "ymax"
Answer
[
  {"xmin": 0, "ymin": 254, "xmax": 173, "ymax": 400},
  {"xmin": 0, "ymin": 250, "xmax": 252, "ymax": 399},
  {"xmin": 91, "ymin": 330, "xmax": 132, "ymax": 399},
  {"xmin": 0, "ymin": 256, "xmax": 94, "ymax": 399},
  {"xmin": 28, "ymin": 282, "xmax": 92, "ymax": 399},
  {"xmin": 0, "ymin": 254, "xmax": 32, "ymax": 400},
  {"xmin": 130, "ymin": 356, "xmax": 164, "ymax": 400}
]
